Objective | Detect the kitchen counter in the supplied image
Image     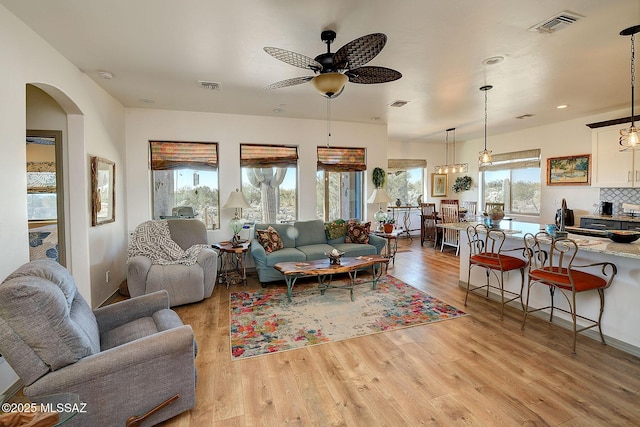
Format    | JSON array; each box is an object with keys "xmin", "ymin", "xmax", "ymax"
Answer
[{"xmin": 440, "ymin": 221, "xmax": 640, "ymax": 355}]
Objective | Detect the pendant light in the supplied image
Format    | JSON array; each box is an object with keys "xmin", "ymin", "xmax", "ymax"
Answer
[
  {"xmin": 479, "ymin": 85, "xmax": 493, "ymax": 166},
  {"xmin": 619, "ymin": 25, "xmax": 640, "ymax": 151},
  {"xmin": 434, "ymin": 128, "xmax": 468, "ymax": 174}
]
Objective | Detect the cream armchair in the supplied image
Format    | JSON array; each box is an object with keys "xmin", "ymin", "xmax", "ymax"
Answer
[
  {"xmin": 127, "ymin": 219, "xmax": 217, "ymax": 306},
  {"xmin": 0, "ymin": 259, "xmax": 197, "ymax": 427}
]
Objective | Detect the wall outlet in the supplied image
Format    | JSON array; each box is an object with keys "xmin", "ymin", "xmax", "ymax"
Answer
[{"xmin": 105, "ymin": 270, "xmax": 110, "ymax": 283}]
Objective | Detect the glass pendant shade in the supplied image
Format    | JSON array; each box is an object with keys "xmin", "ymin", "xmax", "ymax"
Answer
[
  {"xmin": 311, "ymin": 73, "xmax": 348, "ymax": 99},
  {"xmin": 619, "ymin": 25, "xmax": 640, "ymax": 151}
]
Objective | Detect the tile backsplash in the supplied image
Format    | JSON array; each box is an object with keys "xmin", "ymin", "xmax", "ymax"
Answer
[{"xmin": 600, "ymin": 188, "xmax": 640, "ymax": 215}]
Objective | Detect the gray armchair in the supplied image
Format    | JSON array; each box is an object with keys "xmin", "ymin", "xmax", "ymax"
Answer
[
  {"xmin": 0, "ymin": 259, "xmax": 197, "ymax": 427},
  {"xmin": 127, "ymin": 219, "xmax": 217, "ymax": 307}
]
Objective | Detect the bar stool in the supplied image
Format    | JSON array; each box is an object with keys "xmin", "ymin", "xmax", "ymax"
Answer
[
  {"xmin": 465, "ymin": 223, "xmax": 527, "ymax": 319},
  {"xmin": 522, "ymin": 232, "xmax": 617, "ymax": 353}
]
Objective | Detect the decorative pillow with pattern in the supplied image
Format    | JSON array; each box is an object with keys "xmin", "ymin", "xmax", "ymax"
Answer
[
  {"xmin": 256, "ymin": 226, "xmax": 284, "ymax": 253},
  {"xmin": 345, "ymin": 222, "xmax": 371, "ymax": 244},
  {"xmin": 325, "ymin": 220, "xmax": 348, "ymax": 240}
]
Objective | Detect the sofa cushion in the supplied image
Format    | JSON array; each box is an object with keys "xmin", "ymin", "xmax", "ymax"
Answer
[
  {"xmin": 296, "ymin": 244, "xmax": 336, "ymax": 261},
  {"xmin": 255, "ymin": 223, "xmax": 296, "ymax": 248},
  {"xmin": 265, "ymin": 248, "xmax": 307, "ymax": 267},
  {"xmin": 294, "ymin": 220, "xmax": 327, "ymax": 246},
  {"xmin": 332, "ymin": 242, "xmax": 377, "ymax": 257},
  {"xmin": 345, "ymin": 222, "xmax": 371, "ymax": 244},
  {"xmin": 256, "ymin": 226, "xmax": 284, "ymax": 253}
]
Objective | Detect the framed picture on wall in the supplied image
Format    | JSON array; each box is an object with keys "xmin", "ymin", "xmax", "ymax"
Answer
[
  {"xmin": 547, "ymin": 154, "xmax": 591, "ymax": 186},
  {"xmin": 91, "ymin": 156, "xmax": 115, "ymax": 226},
  {"xmin": 431, "ymin": 173, "xmax": 447, "ymax": 197}
]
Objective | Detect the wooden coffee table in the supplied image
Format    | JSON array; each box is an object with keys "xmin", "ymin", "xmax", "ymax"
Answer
[{"xmin": 274, "ymin": 255, "xmax": 389, "ymax": 302}]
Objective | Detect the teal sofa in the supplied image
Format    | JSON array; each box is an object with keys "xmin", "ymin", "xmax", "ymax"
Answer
[{"xmin": 250, "ymin": 219, "xmax": 386, "ymax": 286}]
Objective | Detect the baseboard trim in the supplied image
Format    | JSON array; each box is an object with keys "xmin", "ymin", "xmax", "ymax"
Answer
[{"xmin": 458, "ymin": 281, "xmax": 640, "ymax": 358}]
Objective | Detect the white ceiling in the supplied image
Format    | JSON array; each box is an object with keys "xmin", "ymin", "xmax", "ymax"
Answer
[{"xmin": 2, "ymin": 0, "xmax": 639, "ymax": 143}]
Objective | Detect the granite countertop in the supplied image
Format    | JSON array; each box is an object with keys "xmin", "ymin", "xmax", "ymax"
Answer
[
  {"xmin": 580, "ymin": 214, "xmax": 640, "ymax": 223},
  {"xmin": 438, "ymin": 221, "xmax": 640, "ymax": 260}
]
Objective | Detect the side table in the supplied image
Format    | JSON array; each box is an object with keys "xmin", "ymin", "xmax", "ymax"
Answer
[
  {"xmin": 212, "ymin": 241, "xmax": 251, "ymax": 288},
  {"xmin": 373, "ymin": 230, "xmax": 399, "ymax": 271}
]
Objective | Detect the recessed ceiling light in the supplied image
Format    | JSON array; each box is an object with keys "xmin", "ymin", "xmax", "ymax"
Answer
[
  {"xmin": 482, "ymin": 56, "xmax": 505, "ymax": 66},
  {"xmin": 97, "ymin": 71, "xmax": 113, "ymax": 80},
  {"xmin": 557, "ymin": 104, "xmax": 569, "ymax": 109},
  {"xmin": 138, "ymin": 98, "xmax": 155, "ymax": 104}
]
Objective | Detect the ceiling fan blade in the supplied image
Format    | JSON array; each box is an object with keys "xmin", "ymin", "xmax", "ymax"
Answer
[
  {"xmin": 333, "ymin": 33, "xmax": 387, "ymax": 70},
  {"xmin": 346, "ymin": 66, "xmax": 402, "ymax": 84},
  {"xmin": 264, "ymin": 76, "xmax": 314, "ymax": 90},
  {"xmin": 264, "ymin": 47, "xmax": 322, "ymax": 71}
]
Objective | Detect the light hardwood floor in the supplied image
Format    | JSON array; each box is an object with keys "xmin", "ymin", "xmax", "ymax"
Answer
[{"xmin": 159, "ymin": 237, "xmax": 640, "ymax": 426}]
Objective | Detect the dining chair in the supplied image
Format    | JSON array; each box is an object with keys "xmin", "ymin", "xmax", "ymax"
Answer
[
  {"xmin": 419, "ymin": 203, "xmax": 437, "ymax": 247},
  {"xmin": 521, "ymin": 232, "xmax": 617, "ymax": 353},
  {"xmin": 460, "ymin": 201, "xmax": 477, "ymax": 221},
  {"xmin": 441, "ymin": 199, "xmax": 459, "ymax": 206},
  {"xmin": 484, "ymin": 202, "xmax": 505, "ymax": 214},
  {"xmin": 465, "ymin": 224, "xmax": 527, "ymax": 319},
  {"xmin": 440, "ymin": 203, "xmax": 460, "ymax": 255}
]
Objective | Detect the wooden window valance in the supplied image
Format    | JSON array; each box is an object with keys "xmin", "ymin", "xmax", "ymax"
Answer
[
  {"xmin": 240, "ymin": 144, "xmax": 298, "ymax": 168},
  {"xmin": 317, "ymin": 147, "xmax": 366, "ymax": 172},
  {"xmin": 387, "ymin": 158, "xmax": 427, "ymax": 172},
  {"xmin": 149, "ymin": 141, "xmax": 218, "ymax": 170}
]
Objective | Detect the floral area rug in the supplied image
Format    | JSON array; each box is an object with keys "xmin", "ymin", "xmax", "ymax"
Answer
[{"xmin": 230, "ymin": 274, "xmax": 467, "ymax": 359}]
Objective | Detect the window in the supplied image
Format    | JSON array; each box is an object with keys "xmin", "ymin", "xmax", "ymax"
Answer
[
  {"xmin": 240, "ymin": 144, "xmax": 298, "ymax": 223},
  {"xmin": 386, "ymin": 159, "xmax": 427, "ymax": 206},
  {"xmin": 316, "ymin": 147, "xmax": 366, "ymax": 221},
  {"xmin": 481, "ymin": 149, "xmax": 541, "ymax": 215},
  {"xmin": 27, "ymin": 161, "xmax": 57, "ymax": 221},
  {"xmin": 150, "ymin": 141, "xmax": 219, "ymax": 229}
]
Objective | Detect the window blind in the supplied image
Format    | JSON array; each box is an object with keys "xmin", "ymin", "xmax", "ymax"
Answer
[
  {"xmin": 149, "ymin": 141, "xmax": 218, "ymax": 170},
  {"xmin": 388, "ymin": 158, "xmax": 427, "ymax": 171},
  {"xmin": 240, "ymin": 144, "xmax": 298, "ymax": 168},
  {"xmin": 479, "ymin": 149, "xmax": 541, "ymax": 172},
  {"xmin": 317, "ymin": 147, "xmax": 366, "ymax": 172}
]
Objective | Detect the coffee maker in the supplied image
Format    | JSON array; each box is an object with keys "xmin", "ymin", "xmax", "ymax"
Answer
[{"xmin": 600, "ymin": 201, "xmax": 613, "ymax": 216}]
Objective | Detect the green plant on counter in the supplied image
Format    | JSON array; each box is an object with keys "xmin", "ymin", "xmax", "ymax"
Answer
[{"xmin": 452, "ymin": 175, "xmax": 472, "ymax": 193}]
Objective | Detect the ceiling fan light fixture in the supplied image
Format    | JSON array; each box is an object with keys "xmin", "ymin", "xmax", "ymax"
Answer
[
  {"xmin": 619, "ymin": 24, "xmax": 640, "ymax": 152},
  {"xmin": 311, "ymin": 73, "xmax": 348, "ymax": 99}
]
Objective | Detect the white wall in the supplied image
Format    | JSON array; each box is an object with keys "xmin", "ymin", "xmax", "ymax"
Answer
[
  {"xmin": 0, "ymin": 5, "xmax": 126, "ymax": 396},
  {"xmin": 388, "ymin": 108, "xmax": 634, "ymax": 225},
  {"xmin": 124, "ymin": 109, "xmax": 389, "ymax": 241}
]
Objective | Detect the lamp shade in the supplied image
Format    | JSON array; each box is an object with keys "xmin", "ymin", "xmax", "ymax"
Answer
[
  {"xmin": 367, "ymin": 188, "xmax": 393, "ymax": 204},
  {"xmin": 311, "ymin": 73, "xmax": 348, "ymax": 99},
  {"xmin": 223, "ymin": 188, "xmax": 250, "ymax": 209}
]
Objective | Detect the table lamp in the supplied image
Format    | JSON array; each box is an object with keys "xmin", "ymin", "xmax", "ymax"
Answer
[
  {"xmin": 367, "ymin": 188, "xmax": 393, "ymax": 231},
  {"xmin": 223, "ymin": 188, "xmax": 250, "ymax": 246}
]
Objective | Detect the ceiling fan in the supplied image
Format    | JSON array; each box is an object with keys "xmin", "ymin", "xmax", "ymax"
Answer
[{"xmin": 264, "ymin": 30, "xmax": 402, "ymax": 98}]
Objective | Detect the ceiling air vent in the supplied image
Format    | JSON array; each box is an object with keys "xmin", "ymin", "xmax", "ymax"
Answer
[
  {"xmin": 198, "ymin": 80, "xmax": 221, "ymax": 90},
  {"xmin": 388, "ymin": 100, "xmax": 409, "ymax": 108},
  {"xmin": 529, "ymin": 11, "xmax": 584, "ymax": 34}
]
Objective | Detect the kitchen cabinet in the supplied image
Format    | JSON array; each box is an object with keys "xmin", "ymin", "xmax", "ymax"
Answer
[
  {"xmin": 580, "ymin": 217, "xmax": 621, "ymax": 230},
  {"xmin": 591, "ymin": 124, "xmax": 640, "ymax": 187},
  {"xmin": 622, "ymin": 221, "xmax": 640, "ymax": 231}
]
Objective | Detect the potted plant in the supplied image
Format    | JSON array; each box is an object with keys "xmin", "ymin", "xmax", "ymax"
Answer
[
  {"xmin": 452, "ymin": 175, "xmax": 472, "ymax": 193},
  {"xmin": 383, "ymin": 218, "xmax": 395, "ymax": 233}
]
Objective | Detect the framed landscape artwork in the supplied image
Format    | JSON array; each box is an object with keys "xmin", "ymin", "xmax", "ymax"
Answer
[
  {"xmin": 431, "ymin": 173, "xmax": 447, "ymax": 197},
  {"xmin": 91, "ymin": 156, "xmax": 115, "ymax": 226},
  {"xmin": 547, "ymin": 154, "xmax": 591, "ymax": 186}
]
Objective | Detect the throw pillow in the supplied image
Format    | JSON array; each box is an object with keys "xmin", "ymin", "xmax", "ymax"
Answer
[
  {"xmin": 325, "ymin": 220, "xmax": 348, "ymax": 240},
  {"xmin": 256, "ymin": 226, "xmax": 284, "ymax": 253},
  {"xmin": 345, "ymin": 222, "xmax": 371, "ymax": 244}
]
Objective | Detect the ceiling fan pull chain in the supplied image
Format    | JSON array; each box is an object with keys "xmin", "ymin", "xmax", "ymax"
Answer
[{"xmin": 327, "ymin": 98, "xmax": 331, "ymax": 147}]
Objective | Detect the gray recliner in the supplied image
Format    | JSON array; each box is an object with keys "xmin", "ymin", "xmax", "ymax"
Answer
[
  {"xmin": 127, "ymin": 219, "xmax": 217, "ymax": 307},
  {"xmin": 0, "ymin": 259, "xmax": 197, "ymax": 427}
]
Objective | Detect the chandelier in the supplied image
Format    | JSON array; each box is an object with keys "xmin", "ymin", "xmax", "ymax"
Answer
[
  {"xmin": 619, "ymin": 25, "xmax": 640, "ymax": 151},
  {"xmin": 434, "ymin": 128, "xmax": 469, "ymax": 174}
]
